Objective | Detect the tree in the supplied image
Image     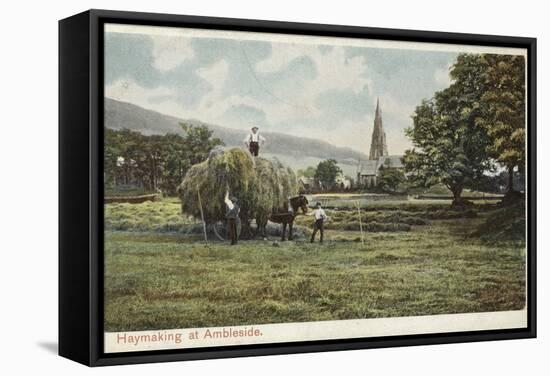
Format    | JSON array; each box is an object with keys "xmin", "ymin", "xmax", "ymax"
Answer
[
  {"xmin": 109, "ymin": 128, "xmax": 147, "ymax": 188},
  {"xmin": 377, "ymin": 166, "xmax": 406, "ymax": 193},
  {"xmin": 143, "ymin": 134, "xmax": 165, "ymax": 191},
  {"xmin": 404, "ymin": 79, "xmax": 493, "ymax": 206},
  {"xmin": 449, "ymin": 53, "xmax": 525, "ymax": 196},
  {"xmin": 297, "ymin": 166, "xmax": 316, "ymax": 178},
  {"xmin": 314, "ymin": 159, "xmax": 342, "ymax": 190},
  {"xmin": 158, "ymin": 133, "xmax": 190, "ymax": 195},
  {"xmin": 404, "ymin": 53, "xmax": 525, "ymax": 204},
  {"xmin": 475, "ymin": 55, "xmax": 525, "ymax": 195},
  {"xmin": 104, "ymin": 127, "xmax": 122, "ymax": 189},
  {"xmin": 103, "ymin": 124, "xmax": 224, "ymax": 195},
  {"xmin": 180, "ymin": 123, "xmax": 223, "ymax": 166}
]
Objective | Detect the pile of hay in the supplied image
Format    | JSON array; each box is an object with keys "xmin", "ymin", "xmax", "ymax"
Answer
[
  {"xmin": 251, "ymin": 158, "xmax": 297, "ymax": 225},
  {"xmin": 177, "ymin": 148, "xmax": 298, "ymax": 228}
]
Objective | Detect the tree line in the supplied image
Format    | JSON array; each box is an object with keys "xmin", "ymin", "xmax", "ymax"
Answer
[
  {"xmin": 104, "ymin": 124, "xmax": 223, "ymax": 195},
  {"xmin": 297, "ymin": 159, "xmax": 350, "ymax": 191},
  {"xmin": 404, "ymin": 53, "xmax": 525, "ymax": 205}
]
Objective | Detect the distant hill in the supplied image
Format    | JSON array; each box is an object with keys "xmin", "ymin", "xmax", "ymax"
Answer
[{"xmin": 104, "ymin": 98, "xmax": 367, "ymax": 176}]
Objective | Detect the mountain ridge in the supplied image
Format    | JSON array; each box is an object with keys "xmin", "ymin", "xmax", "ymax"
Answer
[{"xmin": 104, "ymin": 98, "xmax": 367, "ymax": 173}]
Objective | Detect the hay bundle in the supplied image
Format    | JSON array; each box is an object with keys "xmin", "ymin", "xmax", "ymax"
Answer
[
  {"xmin": 178, "ymin": 148, "xmax": 254, "ymax": 223},
  {"xmin": 246, "ymin": 157, "xmax": 298, "ymax": 230},
  {"xmin": 251, "ymin": 158, "xmax": 278, "ymax": 222},
  {"xmin": 177, "ymin": 160, "xmax": 210, "ymax": 220},
  {"xmin": 177, "ymin": 148, "xmax": 298, "ymax": 226},
  {"xmin": 271, "ymin": 159, "xmax": 298, "ymax": 203}
]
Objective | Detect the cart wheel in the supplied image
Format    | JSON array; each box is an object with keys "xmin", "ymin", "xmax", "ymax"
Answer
[
  {"xmin": 211, "ymin": 221, "xmax": 242, "ymax": 241},
  {"xmin": 211, "ymin": 222, "xmax": 227, "ymax": 241}
]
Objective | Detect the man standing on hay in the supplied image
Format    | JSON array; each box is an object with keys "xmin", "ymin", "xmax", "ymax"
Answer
[
  {"xmin": 224, "ymin": 192, "xmax": 240, "ymax": 245},
  {"xmin": 243, "ymin": 126, "xmax": 266, "ymax": 157}
]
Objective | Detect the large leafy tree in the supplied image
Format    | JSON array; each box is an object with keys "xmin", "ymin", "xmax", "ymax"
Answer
[
  {"xmin": 314, "ymin": 159, "xmax": 342, "ymax": 190},
  {"xmin": 449, "ymin": 53, "xmax": 525, "ymax": 194},
  {"xmin": 159, "ymin": 133, "xmax": 190, "ymax": 195},
  {"xmin": 104, "ymin": 124, "xmax": 224, "ymax": 195},
  {"xmin": 297, "ymin": 166, "xmax": 316, "ymax": 178},
  {"xmin": 473, "ymin": 54, "xmax": 525, "ymax": 194},
  {"xmin": 404, "ymin": 52, "xmax": 526, "ymax": 204},
  {"xmin": 180, "ymin": 123, "xmax": 223, "ymax": 166},
  {"xmin": 377, "ymin": 164, "xmax": 406, "ymax": 194},
  {"xmin": 104, "ymin": 128, "xmax": 122, "ymax": 188},
  {"xmin": 404, "ymin": 74, "xmax": 493, "ymax": 206}
]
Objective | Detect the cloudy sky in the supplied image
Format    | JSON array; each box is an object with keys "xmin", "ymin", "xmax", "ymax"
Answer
[{"xmin": 104, "ymin": 25, "xmax": 461, "ymax": 154}]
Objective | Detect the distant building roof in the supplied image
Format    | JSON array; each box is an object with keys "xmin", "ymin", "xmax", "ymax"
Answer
[
  {"xmin": 358, "ymin": 155, "xmax": 404, "ymax": 176},
  {"xmin": 358, "ymin": 160, "xmax": 378, "ymax": 176},
  {"xmin": 298, "ymin": 176, "xmax": 314, "ymax": 185},
  {"xmin": 377, "ymin": 155, "xmax": 404, "ymax": 170}
]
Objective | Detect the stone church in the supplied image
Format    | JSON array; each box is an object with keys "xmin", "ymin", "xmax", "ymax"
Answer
[{"xmin": 357, "ymin": 98, "xmax": 404, "ymax": 187}]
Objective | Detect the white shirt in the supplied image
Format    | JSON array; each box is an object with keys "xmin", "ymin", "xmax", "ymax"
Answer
[
  {"xmin": 244, "ymin": 132, "xmax": 266, "ymax": 144},
  {"xmin": 224, "ymin": 195, "xmax": 234, "ymax": 210},
  {"xmin": 313, "ymin": 208, "xmax": 326, "ymax": 220}
]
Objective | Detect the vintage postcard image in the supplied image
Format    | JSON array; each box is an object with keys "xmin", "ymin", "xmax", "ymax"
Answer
[{"xmin": 102, "ymin": 24, "xmax": 528, "ymax": 353}]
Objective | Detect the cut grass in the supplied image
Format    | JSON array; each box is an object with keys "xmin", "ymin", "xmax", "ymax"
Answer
[
  {"xmin": 294, "ymin": 207, "xmax": 478, "ymax": 232},
  {"xmin": 104, "ymin": 199, "xmax": 480, "ymax": 235},
  {"xmin": 104, "ymin": 215, "xmax": 526, "ymax": 331},
  {"xmin": 308, "ymin": 195, "xmax": 500, "ymax": 210},
  {"xmin": 104, "ymin": 198, "xmax": 197, "ymax": 232}
]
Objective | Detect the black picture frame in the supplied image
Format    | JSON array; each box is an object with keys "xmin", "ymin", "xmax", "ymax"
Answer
[{"xmin": 59, "ymin": 9, "xmax": 537, "ymax": 367}]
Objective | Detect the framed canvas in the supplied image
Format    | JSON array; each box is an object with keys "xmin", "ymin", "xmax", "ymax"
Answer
[{"xmin": 59, "ymin": 9, "xmax": 536, "ymax": 366}]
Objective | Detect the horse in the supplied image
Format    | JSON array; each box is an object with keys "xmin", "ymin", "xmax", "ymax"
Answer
[{"xmin": 256, "ymin": 195, "xmax": 309, "ymax": 241}]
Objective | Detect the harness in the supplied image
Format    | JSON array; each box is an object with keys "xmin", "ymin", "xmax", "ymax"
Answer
[{"xmin": 270, "ymin": 196, "xmax": 305, "ymax": 218}]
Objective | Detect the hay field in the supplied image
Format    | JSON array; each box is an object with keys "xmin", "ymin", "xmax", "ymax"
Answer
[{"xmin": 103, "ymin": 195, "xmax": 526, "ymax": 332}]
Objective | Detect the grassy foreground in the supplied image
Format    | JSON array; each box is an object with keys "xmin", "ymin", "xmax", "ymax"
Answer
[{"xmin": 104, "ymin": 208, "xmax": 526, "ymax": 332}]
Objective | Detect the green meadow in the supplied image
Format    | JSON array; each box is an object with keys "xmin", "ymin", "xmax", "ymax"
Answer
[{"xmin": 104, "ymin": 196, "xmax": 526, "ymax": 332}]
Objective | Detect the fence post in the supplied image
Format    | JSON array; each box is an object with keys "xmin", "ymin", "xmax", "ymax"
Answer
[
  {"xmin": 197, "ymin": 189, "xmax": 208, "ymax": 242},
  {"xmin": 357, "ymin": 200, "xmax": 365, "ymax": 246}
]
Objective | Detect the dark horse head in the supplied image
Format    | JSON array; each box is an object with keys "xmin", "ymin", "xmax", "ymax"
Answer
[
  {"xmin": 289, "ymin": 194, "xmax": 309, "ymax": 215},
  {"xmin": 263, "ymin": 193, "xmax": 309, "ymax": 241}
]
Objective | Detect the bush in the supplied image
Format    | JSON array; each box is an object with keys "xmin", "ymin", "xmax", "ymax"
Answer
[{"xmin": 475, "ymin": 202, "xmax": 525, "ymax": 242}]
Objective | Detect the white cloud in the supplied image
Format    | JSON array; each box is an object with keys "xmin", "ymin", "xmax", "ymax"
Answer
[
  {"xmin": 195, "ymin": 59, "xmax": 229, "ymax": 114},
  {"xmin": 190, "ymin": 57, "xmax": 314, "ymax": 131},
  {"xmin": 105, "ymin": 79, "xmax": 172, "ymax": 106},
  {"xmin": 255, "ymin": 43, "xmax": 303, "ymax": 73},
  {"xmin": 151, "ymin": 36, "xmax": 194, "ymax": 72},
  {"xmin": 314, "ymin": 115, "xmax": 372, "ymax": 153},
  {"xmin": 105, "ymin": 35, "xmax": 452, "ymax": 155},
  {"xmin": 256, "ymin": 43, "xmax": 370, "ymax": 102},
  {"xmin": 190, "ymin": 60, "xmax": 273, "ymax": 128},
  {"xmin": 106, "ymin": 79, "xmax": 188, "ymax": 120},
  {"xmin": 374, "ymin": 95, "xmax": 415, "ymax": 154},
  {"xmin": 106, "ymin": 68, "xmax": 270, "ymax": 132},
  {"xmin": 191, "ymin": 43, "xmax": 375, "ymax": 131}
]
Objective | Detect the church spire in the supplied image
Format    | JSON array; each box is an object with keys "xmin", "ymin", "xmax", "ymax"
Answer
[{"xmin": 369, "ymin": 97, "xmax": 388, "ymax": 160}]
